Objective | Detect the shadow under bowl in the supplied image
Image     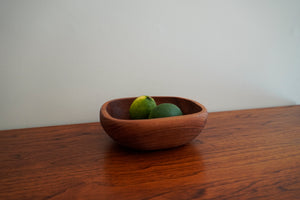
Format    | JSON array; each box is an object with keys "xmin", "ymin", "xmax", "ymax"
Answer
[{"xmin": 100, "ymin": 96, "xmax": 208, "ymax": 151}]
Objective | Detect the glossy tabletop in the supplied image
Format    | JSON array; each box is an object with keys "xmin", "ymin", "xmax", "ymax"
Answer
[{"xmin": 0, "ymin": 106, "xmax": 300, "ymax": 200}]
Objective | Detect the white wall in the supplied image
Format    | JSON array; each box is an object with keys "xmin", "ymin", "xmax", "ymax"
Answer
[{"xmin": 0, "ymin": 0, "xmax": 299, "ymax": 130}]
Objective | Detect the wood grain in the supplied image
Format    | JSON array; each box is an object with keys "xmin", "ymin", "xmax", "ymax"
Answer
[
  {"xmin": 0, "ymin": 105, "xmax": 300, "ymax": 200},
  {"xmin": 100, "ymin": 96, "xmax": 208, "ymax": 150}
]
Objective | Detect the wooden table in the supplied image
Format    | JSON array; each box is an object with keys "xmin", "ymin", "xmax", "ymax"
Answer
[{"xmin": 1, "ymin": 106, "xmax": 300, "ymax": 200}]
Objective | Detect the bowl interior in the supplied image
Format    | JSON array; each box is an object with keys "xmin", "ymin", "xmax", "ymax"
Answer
[{"xmin": 106, "ymin": 97, "xmax": 203, "ymax": 120}]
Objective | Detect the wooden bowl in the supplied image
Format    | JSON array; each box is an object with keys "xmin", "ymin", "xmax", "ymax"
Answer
[{"xmin": 100, "ymin": 96, "xmax": 208, "ymax": 150}]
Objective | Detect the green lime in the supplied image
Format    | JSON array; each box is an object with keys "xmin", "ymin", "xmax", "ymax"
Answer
[
  {"xmin": 148, "ymin": 103, "xmax": 183, "ymax": 119},
  {"xmin": 129, "ymin": 96, "xmax": 157, "ymax": 119}
]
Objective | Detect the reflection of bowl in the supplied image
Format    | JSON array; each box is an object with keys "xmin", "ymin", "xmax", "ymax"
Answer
[{"xmin": 100, "ymin": 96, "xmax": 208, "ymax": 150}]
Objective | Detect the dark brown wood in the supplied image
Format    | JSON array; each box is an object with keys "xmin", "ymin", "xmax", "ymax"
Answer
[
  {"xmin": 100, "ymin": 96, "xmax": 208, "ymax": 150},
  {"xmin": 1, "ymin": 105, "xmax": 300, "ymax": 200}
]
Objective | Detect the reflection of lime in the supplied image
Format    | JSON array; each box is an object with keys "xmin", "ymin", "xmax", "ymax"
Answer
[
  {"xmin": 149, "ymin": 103, "xmax": 183, "ymax": 119},
  {"xmin": 129, "ymin": 96, "xmax": 157, "ymax": 119}
]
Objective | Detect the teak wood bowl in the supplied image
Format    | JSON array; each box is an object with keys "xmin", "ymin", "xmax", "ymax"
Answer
[{"xmin": 100, "ymin": 96, "xmax": 208, "ymax": 150}]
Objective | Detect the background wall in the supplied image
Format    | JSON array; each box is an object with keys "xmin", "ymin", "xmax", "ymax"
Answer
[{"xmin": 1, "ymin": 0, "xmax": 299, "ymax": 130}]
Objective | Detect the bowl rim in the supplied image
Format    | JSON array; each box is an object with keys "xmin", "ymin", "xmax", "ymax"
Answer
[{"xmin": 100, "ymin": 96, "xmax": 207, "ymax": 122}]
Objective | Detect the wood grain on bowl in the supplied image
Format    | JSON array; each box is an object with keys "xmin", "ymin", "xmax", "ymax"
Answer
[{"xmin": 100, "ymin": 96, "xmax": 208, "ymax": 150}]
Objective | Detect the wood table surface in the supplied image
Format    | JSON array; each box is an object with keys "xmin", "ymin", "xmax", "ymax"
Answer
[{"xmin": 0, "ymin": 105, "xmax": 300, "ymax": 200}]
